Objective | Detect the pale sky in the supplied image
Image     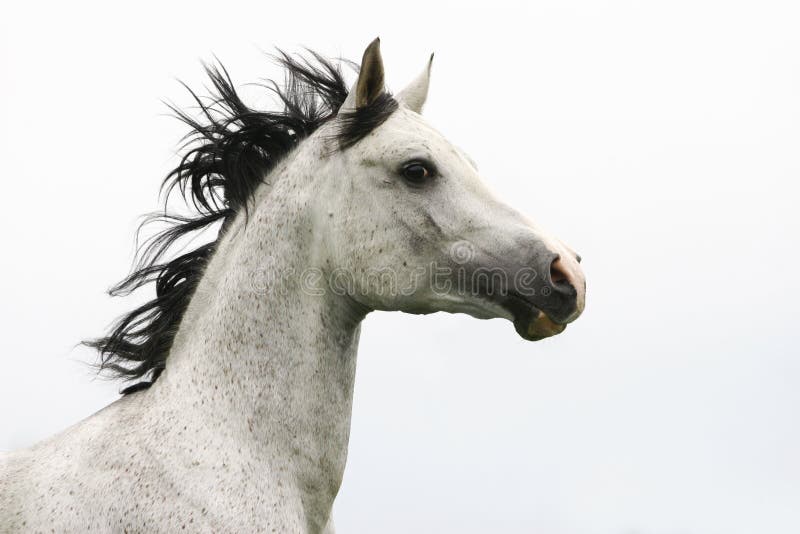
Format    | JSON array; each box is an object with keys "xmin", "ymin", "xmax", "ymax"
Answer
[{"xmin": 1, "ymin": 1, "xmax": 799, "ymax": 533}]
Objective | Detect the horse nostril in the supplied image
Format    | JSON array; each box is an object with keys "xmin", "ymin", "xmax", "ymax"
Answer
[{"xmin": 549, "ymin": 256, "xmax": 572, "ymax": 288}]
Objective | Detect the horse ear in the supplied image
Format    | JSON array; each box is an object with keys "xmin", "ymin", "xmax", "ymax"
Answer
[
  {"xmin": 397, "ymin": 53, "xmax": 434, "ymax": 114},
  {"xmin": 341, "ymin": 37, "xmax": 386, "ymax": 111}
]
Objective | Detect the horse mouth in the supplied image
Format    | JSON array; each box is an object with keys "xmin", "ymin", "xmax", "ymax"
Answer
[
  {"xmin": 512, "ymin": 307, "xmax": 566, "ymax": 341},
  {"xmin": 504, "ymin": 292, "xmax": 567, "ymax": 342}
]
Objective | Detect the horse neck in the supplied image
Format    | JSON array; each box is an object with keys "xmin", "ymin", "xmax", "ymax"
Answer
[{"xmin": 152, "ymin": 160, "xmax": 367, "ymax": 517}]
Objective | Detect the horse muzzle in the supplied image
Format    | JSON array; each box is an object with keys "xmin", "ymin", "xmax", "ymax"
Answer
[{"xmin": 499, "ymin": 253, "xmax": 586, "ymax": 341}]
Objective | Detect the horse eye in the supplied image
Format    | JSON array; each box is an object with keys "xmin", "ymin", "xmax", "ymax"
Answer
[{"xmin": 402, "ymin": 161, "xmax": 434, "ymax": 184}]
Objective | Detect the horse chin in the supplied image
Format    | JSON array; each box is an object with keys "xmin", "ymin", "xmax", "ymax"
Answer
[{"xmin": 513, "ymin": 308, "xmax": 567, "ymax": 341}]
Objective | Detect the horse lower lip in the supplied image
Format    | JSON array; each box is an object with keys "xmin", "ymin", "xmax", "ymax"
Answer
[{"xmin": 513, "ymin": 308, "xmax": 566, "ymax": 341}]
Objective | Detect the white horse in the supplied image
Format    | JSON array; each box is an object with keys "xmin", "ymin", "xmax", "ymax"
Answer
[{"xmin": 0, "ymin": 39, "xmax": 585, "ymax": 533}]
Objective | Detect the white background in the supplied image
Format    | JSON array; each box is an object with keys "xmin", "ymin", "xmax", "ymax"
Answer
[{"xmin": 1, "ymin": 1, "xmax": 799, "ymax": 533}]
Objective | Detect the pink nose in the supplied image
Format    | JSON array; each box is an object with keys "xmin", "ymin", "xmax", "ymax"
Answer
[
  {"xmin": 547, "ymin": 254, "xmax": 586, "ymax": 322},
  {"xmin": 550, "ymin": 256, "xmax": 571, "ymax": 285}
]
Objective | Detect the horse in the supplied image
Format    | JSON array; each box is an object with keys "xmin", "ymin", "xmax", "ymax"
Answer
[{"xmin": 0, "ymin": 38, "xmax": 585, "ymax": 533}]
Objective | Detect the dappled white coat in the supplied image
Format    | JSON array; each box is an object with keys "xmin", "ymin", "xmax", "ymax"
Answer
[{"xmin": 0, "ymin": 39, "xmax": 584, "ymax": 533}]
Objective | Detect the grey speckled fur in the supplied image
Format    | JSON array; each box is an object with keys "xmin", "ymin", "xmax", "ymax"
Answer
[{"xmin": 0, "ymin": 40, "xmax": 585, "ymax": 533}]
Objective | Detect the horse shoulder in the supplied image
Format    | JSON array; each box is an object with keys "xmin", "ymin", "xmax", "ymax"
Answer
[{"xmin": 0, "ymin": 392, "xmax": 156, "ymax": 531}]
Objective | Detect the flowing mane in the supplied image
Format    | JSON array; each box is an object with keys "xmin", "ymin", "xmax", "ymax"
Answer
[{"xmin": 85, "ymin": 50, "xmax": 398, "ymax": 393}]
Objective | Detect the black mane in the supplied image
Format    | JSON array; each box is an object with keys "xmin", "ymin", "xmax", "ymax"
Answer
[{"xmin": 85, "ymin": 50, "xmax": 398, "ymax": 394}]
